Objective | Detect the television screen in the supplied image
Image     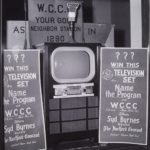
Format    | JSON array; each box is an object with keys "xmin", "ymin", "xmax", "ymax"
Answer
[{"xmin": 51, "ymin": 47, "xmax": 95, "ymax": 83}]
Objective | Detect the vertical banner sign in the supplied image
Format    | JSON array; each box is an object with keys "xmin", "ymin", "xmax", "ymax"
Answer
[
  {"xmin": 28, "ymin": 0, "xmax": 83, "ymax": 45},
  {"xmin": 99, "ymin": 48, "xmax": 149, "ymax": 145},
  {"xmin": 4, "ymin": 50, "xmax": 46, "ymax": 150}
]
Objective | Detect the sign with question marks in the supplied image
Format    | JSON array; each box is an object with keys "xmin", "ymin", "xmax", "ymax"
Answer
[
  {"xmin": 4, "ymin": 50, "xmax": 47, "ymax": 150},
  {"xmin": 99, "ymin": 47, "xmax": 149, "ymax": 145}
]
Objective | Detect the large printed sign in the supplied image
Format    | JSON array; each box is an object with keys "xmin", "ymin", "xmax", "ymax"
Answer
[
  {"xmin": 28, "ymin": 0, "xmax": 83, "ymax": 45},
  {"xmin": 99, "ymin": 48, "xmax": 149, "ymax": 145},
  {"xmin": 4, "ymin": 50, "xmax": 46, "ymax": 150}
]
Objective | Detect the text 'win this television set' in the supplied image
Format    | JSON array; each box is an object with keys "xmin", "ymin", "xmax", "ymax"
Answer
[{"xmin": 36, "ymin": 1, "xmax": 111, "ymax": 148}]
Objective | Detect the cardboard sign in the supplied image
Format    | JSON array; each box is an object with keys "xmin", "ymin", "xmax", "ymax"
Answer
[
  {"xmin": 4, "ymin": 50, "xmax": 46, "ymax": 150},
  {"xmin": 28, "ymin": 0, "xmax": 83, "ymax": 45},
  {"xmin": 84, "ymin": 23, "xmax": 114, "ymax": 46},
  {"xmin": 7, "ymin": 21, "xmax": 30, "ymax": 49},
  {"xmin": 99, "ymin": 48, "xmax": 149, "ymax": 145}
]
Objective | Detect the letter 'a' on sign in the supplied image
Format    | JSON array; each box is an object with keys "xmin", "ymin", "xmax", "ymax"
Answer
[
  {"xmin": 99, "ymin": 47, "xmax": 149, "ymax": 145},
  {"xmin": 4, "ymin": 49, "xmax": 47, "ymax": 150}
]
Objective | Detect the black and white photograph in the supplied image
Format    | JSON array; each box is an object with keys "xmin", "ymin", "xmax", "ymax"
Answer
[{"xmin": 1, "ymin": 0, "xmax": 150, "ymax": 150}]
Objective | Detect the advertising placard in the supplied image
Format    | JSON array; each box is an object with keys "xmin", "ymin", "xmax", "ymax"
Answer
[
  {"xmin": 28, "ymin": 0, "xmax": 83, "ymax": 45},
  {"xmin": 99, "ymin": 48, "xmax": 149, "ymax": 145},
  {"xmin": 4, "ymin": 50, "xmax": 46, "ymax": 150},
  {"xmin": 83, "ymin": 23, "xmax": 114, "ymax": 46},
  {"xmin": 7, "ymin": 21, "xmax": 30, "ymax": 49}
]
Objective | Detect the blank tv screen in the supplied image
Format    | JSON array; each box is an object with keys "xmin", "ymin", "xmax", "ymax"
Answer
[{"xmin": 51, "ymin": 47, "xmax": 95, "ymax": 83}]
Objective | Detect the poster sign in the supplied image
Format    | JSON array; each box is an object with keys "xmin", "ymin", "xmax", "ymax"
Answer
[
  {"xmin": 28, "ymin": 0, "xmax": 83, "ymax": 45},
  {"xmin": 4, "ymin": 50, "xmax": 46, "ymax": 150},
  {"xmin": 99, "ymin": 48, "xmax": 149, "ymax": 145},
  {"xmin": 84, "ymin": 23, "xmax": 114, "ymax": 46},
  {"xmin": 7, "ymin": 21, "xmax": 30, "ymax": 49}
]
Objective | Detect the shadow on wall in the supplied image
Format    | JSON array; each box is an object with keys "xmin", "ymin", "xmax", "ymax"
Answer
[
  {"xmin": 142, "ymin": 0, "xmax": 149, "ymax": 47},
  {"xmin": 83, "ymin": 0, "xmax": 130, "ymax": 47},
  {"xmin": 110, "ymin": 0, "xmax": 130, "ymax": 47},
  {"xmin": 114, "ymin": 29, "xmax": 126, "ymax": 47},
  {"xmin": 83, "ymin": 0, "xmax": 93, "ymax": 22}
]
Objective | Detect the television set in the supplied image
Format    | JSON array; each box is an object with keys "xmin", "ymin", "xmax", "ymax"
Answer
[
  {"xmin": 50, "ymin": 46, "xmax": 96, "ymax": 98},
  {"xmin": 40, "ymin": 43, "xmax": 101, "ymax": 148}
]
